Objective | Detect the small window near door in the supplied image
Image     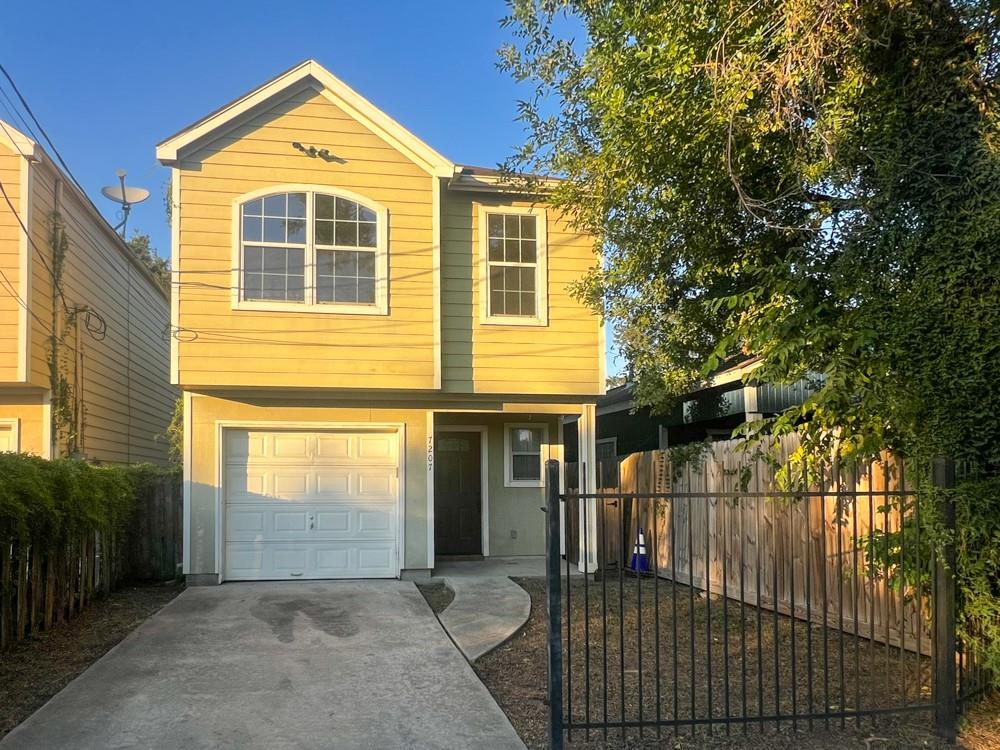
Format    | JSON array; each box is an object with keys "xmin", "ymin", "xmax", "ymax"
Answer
[{"xmin": 504, "ymin": 423, "xmax": 548, "ymax": 487}]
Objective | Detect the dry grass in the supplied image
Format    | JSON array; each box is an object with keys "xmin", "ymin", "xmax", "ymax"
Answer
[
  {"xmin": 475, "ymin": 576, "xmax": 977, "ymax": 750},
  {"xmin": 0, "ymin": 581, "xmax": 182, "ymax": 738}
]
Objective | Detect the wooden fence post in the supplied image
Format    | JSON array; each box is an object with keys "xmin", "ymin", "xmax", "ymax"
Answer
[{"xmin": 932, "ymin": 456, "xmax": 957, "ymax": 743}]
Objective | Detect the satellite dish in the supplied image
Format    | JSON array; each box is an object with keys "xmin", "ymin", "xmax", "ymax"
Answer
[
  {"xmin": 101, "ymin": 185, "xmax": 150, "ymax": 204},
  {"xmin": 101, "ymin": 170, "xmax": 150, "ymax": 237}
]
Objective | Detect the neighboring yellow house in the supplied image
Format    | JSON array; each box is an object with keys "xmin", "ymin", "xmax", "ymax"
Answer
[
  {"xmin": 0, "ymin": 121, "xmax": 175, "ymax": 464},
  {"xmin": 156, "ymin": 60, "xmax": 603, "ymax": 584}
]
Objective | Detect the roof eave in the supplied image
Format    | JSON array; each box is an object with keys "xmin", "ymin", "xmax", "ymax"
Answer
[{"xmin": 155, "ymin": 60, "xmax": 454, "ymax": 177}]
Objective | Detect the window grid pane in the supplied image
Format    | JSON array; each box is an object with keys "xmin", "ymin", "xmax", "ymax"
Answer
[
  {"xmin": 486, "ymin": 212, "xmax": 538, "ymax": 317},
  {"xmin": 317, "ymin": 249, "xmax": 377, "ymax": 304},
  {"xmin": 243, "ymin": 246, "xmax": 304, "ymax": 301},
  {"xmin": 315, "ymin": 195, "xmax": 377, "ymax": 250},
  {"xmin": 510, "ymin": 426, "xmax": 543, "ymax": 481},
  {"xmin": 242, "ymin": 192, "xmax": 380, "ymax": 306}
]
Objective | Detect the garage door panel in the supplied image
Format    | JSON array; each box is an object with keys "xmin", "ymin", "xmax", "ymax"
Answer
[
  {"xmin": 224, "ymin": 428, "xmax": 400, "ymax": 581},
  {"xmin": 315, "ymin": 434, "xmax": 352, "ymax": 460},
  {"xmin": 315, "ymin": 470, "xmax": 352, "ymax": 497},
  {"xmin": 227, "ymin": 503, "xmax": 396, "ymax": 541},
  {"xmin": 226, "ymin": 541, "xmax": 397, "ymax": 580},
  {"xmin": 357, "ymin": 434, "xmax": 395, "ymax": 461}
]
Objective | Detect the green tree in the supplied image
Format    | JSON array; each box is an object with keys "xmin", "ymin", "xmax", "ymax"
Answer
[
  {"xmin": 126, "ymin": 231, "xmax": 170, "ymax": 294},
  {"xmin": 502, "ymin": 0, "xmax": 1000, "ymax": 675}
]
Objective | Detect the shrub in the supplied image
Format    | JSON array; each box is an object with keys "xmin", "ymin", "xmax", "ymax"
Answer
[{"xmin": 0, "ymin": 453, "xmax": 173, "ymax": 549}]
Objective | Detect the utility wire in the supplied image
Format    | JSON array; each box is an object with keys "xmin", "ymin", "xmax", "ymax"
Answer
[{"xmin": 0, "ymin": 63, "xmax": 87, "ymax": 196}]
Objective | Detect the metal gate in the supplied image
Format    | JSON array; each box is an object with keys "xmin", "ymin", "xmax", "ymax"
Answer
[{"xmin": 543, "ymin": 458, "xmax": 988, "ymax": 748}]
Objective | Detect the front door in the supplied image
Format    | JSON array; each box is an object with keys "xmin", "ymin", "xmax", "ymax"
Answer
[{"xmin": 434, "ymin": 432, "xmax": 482, "ymax": 556}]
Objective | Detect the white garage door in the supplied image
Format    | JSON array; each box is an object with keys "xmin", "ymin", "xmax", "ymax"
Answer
[{"xmin": 224, "ymin": 429, "xmax": 400, "ymax": 581}]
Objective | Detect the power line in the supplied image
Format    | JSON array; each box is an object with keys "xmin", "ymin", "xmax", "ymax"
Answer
[{"xmin": 0, "ymin": 63, "xmax": 86, "ymax": 196}]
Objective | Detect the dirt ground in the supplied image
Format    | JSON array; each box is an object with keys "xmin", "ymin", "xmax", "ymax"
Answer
[
  {"xmin": 416, "ymin": 579, "xmax": 455, "ymax": 614},
  {"xmin": 0, "ymin": 580, "xmax": 183, "ymax": 738},
  {"xmin": 476, "ymin": 576, "xmax": 995, "ymax": 750}
]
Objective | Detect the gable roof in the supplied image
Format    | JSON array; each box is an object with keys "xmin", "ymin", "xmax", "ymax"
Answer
[
  {"xmin": 155, "ymin": 59, "xmax": 455, "ymax": 177},
  {"xmin": 0, "ymin": 119, "xmax": 169, "ymax": 303}
]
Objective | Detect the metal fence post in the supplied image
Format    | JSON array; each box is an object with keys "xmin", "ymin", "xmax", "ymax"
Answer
[
  {"xmin": 932, "ymin": 456, "xmax": 957, "ymax": 743},
  {"xmin": 545, "ymin": 459, "xmax": 564, "ymax": 750}
]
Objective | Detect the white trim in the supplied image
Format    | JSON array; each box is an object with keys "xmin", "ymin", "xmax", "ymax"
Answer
[
  {"xmin": 710, "ymin": 359, "xmax": 762, "ymax": 386},
  {"xmin": 156, "ymin": 60, "xmax": 454, "ymax": 177},
  {"xmin": 40, "ymin": 391, "xmax": 51, "ymax": 459},
  {"xmin": 0, "ymin": 418, "xmax": 20, "ymax": 452},
  {"xmin": 16, "ymin": 156, "xmax": 31, "ymax": 382},
  {"xmin": 181, "ymin": 391, "xmax": 192, "ymax": 575},
  {"xmin": 434, "ymin": 425, "xmax": 490, "ymax": 557},
  {"xmin": 170, "ymin": 169, "xmax": 180, "ymax": 385},
  {"xmin": 447, "ymin": 170, "xmax": 564, "ymax": 193},
  {"xmin": 0, "ymin": 120, "xmax": 39, "ymax": 160},
  {"xmin": 230, "ymin": 184, "xmax": 389, "ymax": 315},
  {"xmin": 503, "ymin": 421, "xmax": 550, "ymax": 488},
  {"xmin": 213, "ymin": 419, "xmax": 406, "ymax": 581},
  {"xmin": 426, "ymin": 410, "xmax": 435, "ymax": 566},
  {"xmin": 431, "ymin": 176, "xmax": 442, "ymax": 389},
  {"xmin": 477, "ymin": 204, "xmax": 548, "ymax": 327}
]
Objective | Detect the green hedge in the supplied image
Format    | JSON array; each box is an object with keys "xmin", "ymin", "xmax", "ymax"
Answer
[{"xmin": 0, "ymin": 453, "xmax": 174, "ymax": 549}]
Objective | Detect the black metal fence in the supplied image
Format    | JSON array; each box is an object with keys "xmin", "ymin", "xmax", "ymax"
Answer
[{"xmin": 543, "ymin": 458, "xmax": 988, "ymax": 748}]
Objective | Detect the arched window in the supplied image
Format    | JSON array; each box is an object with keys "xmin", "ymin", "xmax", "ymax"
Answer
[{"xmin": 236, "ymin": 188, "xmax": 386, "ymax": 313}]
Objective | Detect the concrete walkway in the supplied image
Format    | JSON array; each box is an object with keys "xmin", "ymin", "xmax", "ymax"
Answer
[
  {"xmin": 0, "ymin": 581, "xmax": 525, "ymax": 750},
  {"xmin": 434, "ymin": 556, "xmax": 561, "ymax": 661}
]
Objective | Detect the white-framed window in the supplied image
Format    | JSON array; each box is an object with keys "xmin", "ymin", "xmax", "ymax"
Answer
[
  {"xmin": 478, "ymin": 205, "xmax": 548, "ymax": 326},
  {"xmin": 232, "ymin": 185, "xmax": 388, "ymax": 315},
  {"xmin": 504, "ymin": 422, "xmax": 549, "ymax": 487}
]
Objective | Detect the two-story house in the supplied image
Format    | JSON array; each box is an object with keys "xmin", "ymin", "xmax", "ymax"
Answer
[
  {"xmin": 0, "ymin": 120, "xmax": 174, "ymax": 463},
  {"xmin": 157, "ymin": 60, "xmax": 603, "ymax": 584}
]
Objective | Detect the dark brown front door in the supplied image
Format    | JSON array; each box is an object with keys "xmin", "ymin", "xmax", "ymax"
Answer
[{"xmin": 434, "ymin": 432, "xmax": 482, "ymax": 556}]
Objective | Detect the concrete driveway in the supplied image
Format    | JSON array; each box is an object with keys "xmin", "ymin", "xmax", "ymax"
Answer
[{"xmin": 0, "ymin": 581, "xmax": 526, "ymax": 750}]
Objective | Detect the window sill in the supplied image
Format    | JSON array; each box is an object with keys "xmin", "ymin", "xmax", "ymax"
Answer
[
  {"xmin": 480, "ymin": 315, "xmax": 548, "ymax": 328},
  {"xmin": 233, "ymin": 300, "xmax": 388, "ymax": 316},
  {"xmin": 505, "ymin": 479, "xmax": 545, "ymax": 489}
]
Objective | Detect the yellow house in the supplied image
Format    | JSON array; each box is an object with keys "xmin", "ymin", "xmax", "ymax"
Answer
[
  {"xmin": 0, "ymin": 120, "xmax": 175, "ymax": 463},
  {"xmin": 156, "ymin": 60, "xmax": 603, "ymax": 584}
]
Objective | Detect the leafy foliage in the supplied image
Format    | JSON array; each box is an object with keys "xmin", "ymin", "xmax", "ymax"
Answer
[
  {"xmin": 502, "ymin": 0, "xmax": 1000, "ymax": 682},
  {"xmin": 0, "ymin": 454, "xmax": 140, "ymax": 548},
  {"xmin": 126, "ymin": 232, "xmax": 170, "ymax": 294},
  {"xmin": 163, "ymin": 397, "xmax": 183, "ymax": 469}
]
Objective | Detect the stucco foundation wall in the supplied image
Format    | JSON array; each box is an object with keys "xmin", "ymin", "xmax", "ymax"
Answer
[
  {"xmin": 0, "ymin": 394, "xmax": 46, "ymax": 456},
  {"xmin": 187, "ymin": 393, "xmax": 429, "ymax": 578}
]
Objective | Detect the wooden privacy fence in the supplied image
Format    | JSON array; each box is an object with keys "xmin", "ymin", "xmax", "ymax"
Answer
[
  {"xmin": 0, "ymin": 472, "xmax": 182, "ymax": 652},
  {"xmin": 569, "ymin": 436, "xmax": 929, "ymax": 654}
]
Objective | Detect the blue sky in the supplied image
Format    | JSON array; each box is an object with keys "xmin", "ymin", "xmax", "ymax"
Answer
[{"xmin": 1, "ymin": 0, "xmax": 620, "ymax": 375}]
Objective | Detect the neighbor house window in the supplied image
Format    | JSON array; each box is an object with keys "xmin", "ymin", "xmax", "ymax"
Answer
[
  {"xmin": 505, "ymin": 423, "xmax": 549, "ymax": 487},
  {"xmin": 237, "ymin": 188, "xmax": 387, "ymax": 313},
  {"xmin": 479, "ymin": 207, "xmax": 547, "ymax": 326}
]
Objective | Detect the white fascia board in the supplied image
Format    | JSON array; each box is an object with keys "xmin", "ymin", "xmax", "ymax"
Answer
[{"xmin": 156, "ymin": 60, "xmax": 454, "ymax": 177}]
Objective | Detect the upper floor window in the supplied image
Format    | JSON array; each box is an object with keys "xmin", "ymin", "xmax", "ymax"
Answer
[
  {"xmin": 478, "ymin": 206, "xmax": 548, "ymax": 326},
  {"xmin": 235, "ymin": 188, "xmax": 387, "ymax": 314}
]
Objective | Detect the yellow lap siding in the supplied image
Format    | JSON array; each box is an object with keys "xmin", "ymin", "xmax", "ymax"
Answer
[
  {"xmin": 440, "ymin": 190, "xmax": 603, "ymax": 395},
  {"xmin": 0, "ymin": 396, "xmax": 46, "ymax": 456},
  {"xmin": 26, "ymin": 158, "xmax": 175, "ymax": 464},
  {"xmin": 186, "ymin": 394, "xmax": 430, "ymax": 576},
  {"xmin": 0, "ymin": 145, "xmax": 23, "ymax": 382},
  {"xmin": 176, "ymin": 90, "xmax": 435, "ymax": 391}
]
